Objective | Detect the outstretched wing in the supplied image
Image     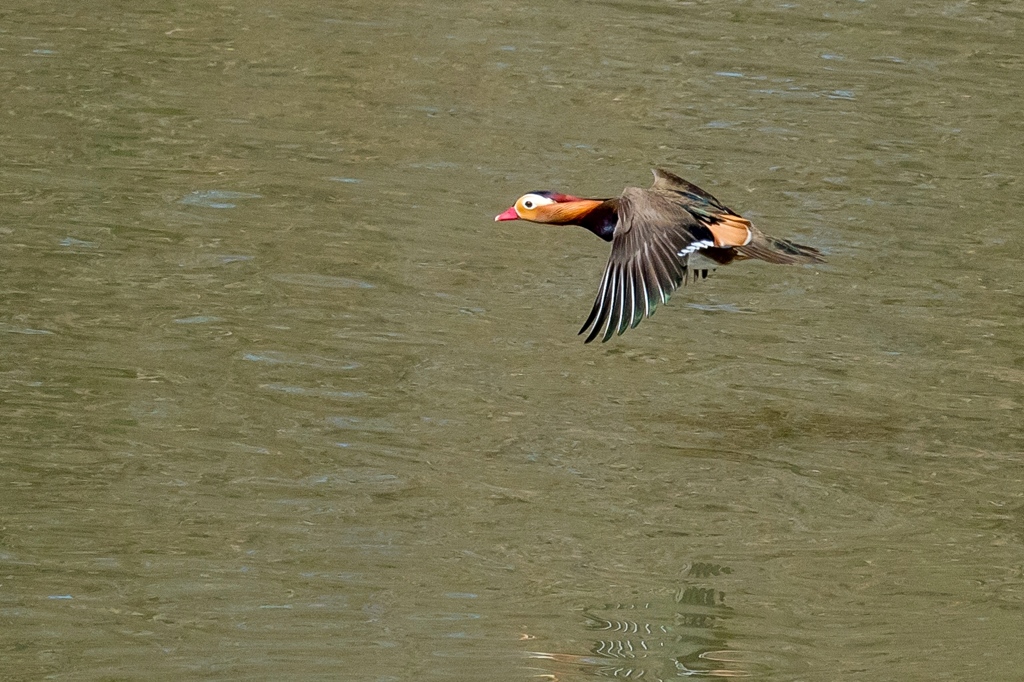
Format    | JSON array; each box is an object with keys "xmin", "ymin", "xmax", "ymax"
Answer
[
  {"xmin": 578, "ymin": 187, "xmax": 716, "ymax": 343},
  {"xmin": 651, "ymin": 168, "xmax": 730, "ymax": 208},
  {"xmin": 654, "ymin": 168, "xmax": 824, "ymax": 265}
]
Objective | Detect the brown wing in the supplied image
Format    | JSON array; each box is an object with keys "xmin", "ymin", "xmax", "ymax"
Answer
[
  {"xmin": 651, "ymin": 168, "xmax": 730, "ymax": 208},
  {"xmin": 578, "ymin": 187, "xmax": 716, "ymax": 343},
  {"xmin": 652, "ymin": 168, "xmax": 755, "ymax": 248},
  {"xmin": 653, "ymin": 168, "xmax": 824, "ymax": 263}
]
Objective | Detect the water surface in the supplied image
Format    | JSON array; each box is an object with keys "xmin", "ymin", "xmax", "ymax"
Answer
[{"xmin": 2, "ymin": 1, "xmax": 1023, "ymax": 680}]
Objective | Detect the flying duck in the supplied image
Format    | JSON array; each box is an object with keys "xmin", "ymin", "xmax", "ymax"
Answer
[{"xmin": 495, "ymin": 168, "xmax": 824, "ymax": 343}]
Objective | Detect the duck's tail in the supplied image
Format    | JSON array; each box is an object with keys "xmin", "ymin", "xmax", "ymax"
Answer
[{"xmin": 734, "ymin": 227, "xmax": 825, "ymax": 265}]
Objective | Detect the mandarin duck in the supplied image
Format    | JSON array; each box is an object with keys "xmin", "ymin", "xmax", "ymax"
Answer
[{"xmin": 495, "ymin": 168, "xmax": 824, "ymax": 343}]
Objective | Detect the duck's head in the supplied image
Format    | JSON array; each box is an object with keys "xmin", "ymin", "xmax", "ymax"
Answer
[{"xmin": 495, "ymin": 191, "xmax": 589, "ymax": 224}]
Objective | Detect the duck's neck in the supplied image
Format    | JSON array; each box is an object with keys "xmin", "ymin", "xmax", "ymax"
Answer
[{"xmin": 546, "ymin": 199, "xmax": 617, "ymax": 242}]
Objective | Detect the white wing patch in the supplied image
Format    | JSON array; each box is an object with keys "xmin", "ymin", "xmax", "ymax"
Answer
[{"xmin": 678, "ymin": 239, "xmax": 714, "ymax": 257}]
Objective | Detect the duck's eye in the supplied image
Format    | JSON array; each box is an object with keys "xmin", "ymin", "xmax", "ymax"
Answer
[{"xmin": 523, "ymin": 199, "xmax": 535, "ymax": 209}]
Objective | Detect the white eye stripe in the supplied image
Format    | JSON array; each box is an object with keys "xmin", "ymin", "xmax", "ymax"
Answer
[{"xmin": 519, "ymin": 193, "xmax": 555, "ymax": 211}]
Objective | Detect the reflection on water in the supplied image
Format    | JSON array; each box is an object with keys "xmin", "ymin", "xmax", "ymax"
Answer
[{"xmin": 528, "ymin": 563, "xmax": 748, "ymax": 680}]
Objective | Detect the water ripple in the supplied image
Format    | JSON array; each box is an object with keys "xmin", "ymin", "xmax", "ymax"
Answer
[
  {"xmin": 241, "ymin": 350, "xmax": 360, "ymax": 371},
  {"xmin": 272, "ymin": 273, "xmax": 375, "ymax": 289},
  {"xmin": 179, "ymin": 190, "xmax": 263, "ymax": 209},
  {"xmin": 261, "ymin": 383, "xmax": 367, "ymax": 400},
  {"xmin": 0, "ymin": 323, "xmax": 54, "ymax": 335}
]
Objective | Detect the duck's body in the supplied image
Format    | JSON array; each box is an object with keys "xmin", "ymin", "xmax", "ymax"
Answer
[{"xmin": 495, "ymin": 168, "xmax": 824, "ymax": 343}]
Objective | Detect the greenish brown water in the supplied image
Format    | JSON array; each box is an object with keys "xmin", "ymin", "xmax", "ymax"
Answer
[{"xmin": 2, "ymin": 1, "xmax": 1023, "ymax": 680}]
